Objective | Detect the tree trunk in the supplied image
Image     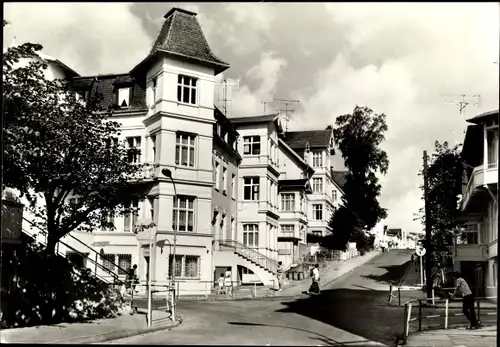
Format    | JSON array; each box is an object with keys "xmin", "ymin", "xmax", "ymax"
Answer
[{"xmin": 45, "ymin": 232, "xmax": 59, "ymax": 255}]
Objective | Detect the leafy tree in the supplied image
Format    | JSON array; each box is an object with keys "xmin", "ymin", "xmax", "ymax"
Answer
[
  {"xmin": 324, "ymin": 106, "xmax": 389, "ymax": 250},
  {"xmin": 414, "ymin": 141, "xmax": 463, "ymax": 266},
  {"xmin": 3, "ymin": 36, "xmax": 147, "ymax": 254}
]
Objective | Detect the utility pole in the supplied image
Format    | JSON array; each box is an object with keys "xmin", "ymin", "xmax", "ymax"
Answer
[
  {"xmin": 274, "ymin": 98, "xmax": 299, "ymax": 133},
  {"xmin": 423, "ymin": 150, "xmax": 433, "ymax": 300}
]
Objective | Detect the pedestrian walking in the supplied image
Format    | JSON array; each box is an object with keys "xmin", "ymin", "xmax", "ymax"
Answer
[
  {"xmin": 276, "ymin": 261, "xmax": 284, "ymax": 292},
  {"xmin": 306, "ymin": 264, "xmax": 320, "ymax": 295},
  {"xmin": 217, "ymin": 272, "xmax": 225, "ymax": 295},
  {"xmin": 451, "ymin": 271, "xmax": 480, "ymax": 329},
  {"xmin": 224, "ymin": 267, "xmax": 232, "ymax": 297}
]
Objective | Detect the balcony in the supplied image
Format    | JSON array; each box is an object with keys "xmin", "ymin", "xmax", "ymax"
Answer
[
  {"xmin": 450, "ymin": 244, "xmax": 488, "ymax": 262},
  {"xmin": 461, "ymin": 164, "xmax": 498, "ymax": 211}
]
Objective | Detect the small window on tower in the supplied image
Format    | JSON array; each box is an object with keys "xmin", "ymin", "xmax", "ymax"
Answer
[{"xmin": 118, "ymin": 88, "xmax": 130, "ymax": 108}]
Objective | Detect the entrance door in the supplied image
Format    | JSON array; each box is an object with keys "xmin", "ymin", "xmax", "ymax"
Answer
[{"xmin": 145, "ymin": 256, "xmax": 150, "ymax": 291}]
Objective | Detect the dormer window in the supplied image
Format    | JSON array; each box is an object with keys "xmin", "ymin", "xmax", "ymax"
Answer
[
  {"xmin": 118, "ymin": 87, "xmax": 130, "ymax": 108},
  {"xmin": 75, "ymin": 90, "xmax": 89, "ymax": 101},
  {"xmin": 177, "ymin": 75, "xmax": 198, "ymax": 105}
]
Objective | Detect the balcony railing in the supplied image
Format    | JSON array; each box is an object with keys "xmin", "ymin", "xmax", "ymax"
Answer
[{"xmin": 462, "ymin": 164, "xmax": 498, "ymax": 210}]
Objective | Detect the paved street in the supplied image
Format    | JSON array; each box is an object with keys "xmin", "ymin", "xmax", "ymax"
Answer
[
  {"xmin": 105, "ymin": 250, "xmax": 496, "ymax": 346},
  {"xmin": 104, "ymin": 250, "xmax": 410, "ymax": 346}
]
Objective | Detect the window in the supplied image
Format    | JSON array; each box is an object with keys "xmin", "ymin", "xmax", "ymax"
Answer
[
  {"xmin": 148, "ymin": 197, "xmax": 155, "ymax": 222},
  {"xmin": 312, "ymin": 151, "xmax": 322, "ymax": 167},
  {"xmin": 243, "ymin": 136, "xmax": 261, "ymax": 155},
  {"xmin": 151, "ymin": 135, "xmax": 156, "ymax": 162},
  {"xmin": 118, "ymin": 88, "xmax": 130, "ymax": 108},
  {"xmin": 219, "ymin": 214, "xmax": 226, "ymax": 240},
  {"xmin": 126, "ymin": 136, "xmax": 142, "ymax": 163},
  {"xmin": 313, "ymin": 178, "xmax": 323, "ymax": 193},
  {"xmin": 281, "ymin": 193, "xmax": 295, "ymax": 211},
  {"xmin": 487, "ymin": 128, "xmax": 499, "ymax": 168},
  {"xmin": 117, "ymin": 254, "xmax": 132, "ymax": 275},
  {"xmin": 281, "ymin": 225, "xmax": 294, "ymax": 233},
  {"xmin": 222, "ymin": 167, "xmax": 228, "ymax": 194},
  {"xmin": 169, "ymin": 254, "xmax": 200, "ymax": 278},
  {"xmin": 457, "ymin": 223, "xmax": 479, "ymax": 245},
  {"xmin": 332, "ymin": 189, "xmax": 337, "ymax": 201},
  {"xmin": 312, "ymin": 204, "xmax": 323, "ymax": 220},
  {"xmin": 172, "ymin": 196, "xmax": 195, "ymax": 232},
  {"xmin": 231, "ymin": 174, "xmax": 236, "ymax": 199},
  {"xmin": 124, "ymin": 200, "xmax": 139, "ymax": 232},
  {"xmin": 215, "ymin": 161, "xmax": 221, "ymax": 190},
  {"xmin": 177, "ymin": 75, "xmax": 197, "ymax": 105},
  {"xmin": 231, "ymin": 217, "xmax": 235, "ymax": 239},
  {"xmin": 243, "ymin": 224, "xmax": 259, "ymax": 247},
  {"xmin": 175, "ymin": 133, "xmax": 196, "ymax": 167},
  {"xmin": 243, "ymin": 177, "xmax": 260, "ymax": 200},
  {"xmin": 102, "ymin": 254, "xmax": 116, "ymax": 271},
  {"xmin": 101, "ymin": 210, "xmax": 115, "ymax": 231},
  {"xmin": 152, "ymin": 77, "xmax": 157, "ymax": 104}
]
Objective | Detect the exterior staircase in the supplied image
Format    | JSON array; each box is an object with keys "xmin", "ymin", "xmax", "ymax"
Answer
[
  {"xmin": 21, "ymin": 217, "xmax": 127, "ymax": 287},
  {"xmin": 216, "ymin": 239, "xmax": 278, "ymax": 286}
]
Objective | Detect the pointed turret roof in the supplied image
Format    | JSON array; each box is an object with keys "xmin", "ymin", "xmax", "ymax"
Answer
[{"xmin": 132, "ymin": 7, "xmax": 229, "ymax": 75}]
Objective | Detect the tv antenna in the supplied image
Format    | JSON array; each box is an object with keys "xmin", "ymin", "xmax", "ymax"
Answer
[
  {"xmin": 261, "ymin": 100, "xmax": 272, "ymax": 114},
  {"xmin": 439, "ymin": 93, "xmax": 481, "ymax": 115},
  {"xmin": 217, "ymin": 78, "xmax": 240, "ymax": 116},
  {"xmin": 274, "ymin": 98, "xmax": 300, "ymax": 133}
]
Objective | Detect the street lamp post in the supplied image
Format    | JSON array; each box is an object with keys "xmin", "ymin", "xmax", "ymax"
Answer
[{"xmin": 162, "ymin": 168, "xmax": 177, "ymax": 318}]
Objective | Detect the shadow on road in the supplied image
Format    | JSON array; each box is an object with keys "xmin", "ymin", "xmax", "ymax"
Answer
[
  {"xmin": 276, "ymin": 288, "xmax": 406, "ymax": 346},
  {"xmin": 228, "ymin": 322, "xmax": 382, "ymax": 346},
  {"xmin": 361, "ymin": 261, "xmax": 412, "ymax": 284}
]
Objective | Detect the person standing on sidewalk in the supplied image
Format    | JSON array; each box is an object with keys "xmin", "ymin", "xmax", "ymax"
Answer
[
  {"xmin": 276, "ymin": 261, "xmax": 284, "ymax": 292},
  {"xmin": 306, "ymin": 264, "xmax": 320, "ymax": 295},
  {"xmin": 451, "ymin": 272, "xmax": 480, "ymax": 329}
]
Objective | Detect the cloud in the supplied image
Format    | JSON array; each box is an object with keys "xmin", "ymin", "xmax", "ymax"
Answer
[{"xmin": 3, "ymin": 3, "xmax": 152, "ymax": 76}]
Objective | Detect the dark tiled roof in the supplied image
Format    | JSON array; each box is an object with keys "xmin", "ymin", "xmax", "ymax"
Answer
[
  {"xmin": 73, "ymin": 74, "xmax": 147, "ymax": 111},
  {"xmin": 466, "ymin": 109, "xmax": 499, "ymax": 124},
  {"xmin": 331, "ymin": 170, "xmax": 348, "ymax": 190},
  {"xmin": 284, "ymin": 130, "xmax": 332, "ymax": 149},
  {"xmin": 142, "ymin": 7, "xmax": 229, "ymax": 75},
  {"xmin": 113, "ymin": 75, "xmax": 136, "ymax": 86},
  {"xmin": 229, "ymin": 114, "xmax": 279, "ymax": 124}
]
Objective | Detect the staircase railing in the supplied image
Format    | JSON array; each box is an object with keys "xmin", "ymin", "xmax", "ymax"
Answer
[
  {"xmin": 218, "ymin": 239, "xmax": 278, "ymax": 274},
  {"xmin": 22, "ymin": 217, "xmax": 128, "ymax": 286},
  {"xmin": 21, "ymin": 226, "xmax": 123, "ymax": 286}
]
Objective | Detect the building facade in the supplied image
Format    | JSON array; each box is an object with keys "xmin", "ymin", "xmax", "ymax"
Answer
[{"xmin": 455, "ymin": 109, "xmax": 498, "ymax": 300}]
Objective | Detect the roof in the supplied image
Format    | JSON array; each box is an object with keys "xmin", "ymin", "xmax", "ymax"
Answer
[
  {"xmin": 331, "ymin": 170, "xmax": 348, "ymax": 190},
  {"xmin": 278, "ymin": 138, "xmax": 314, "ymax": 175},
  {"xmin": 461, "ymin": 124, "xmax": 483, "ymax": 166},
  {"xmin": 229, "ymin": 114, "xmax": 279, "ymax": 124},
  {"xmin": 466, "ymin": 109, "xmax": 499, "ymax": 124},
  {"xmin": 132, "ymin": 8, "xmax": 229, "ymax": 75},
  {"xmin": 278, "ymin": 179, "xmax": 312, "ymax": 193},
  {"xmin": 284, "ymin": 130, "xmax": 332, "ymax": 149}
]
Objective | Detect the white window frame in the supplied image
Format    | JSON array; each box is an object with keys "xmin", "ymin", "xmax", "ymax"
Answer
[
  {"xmin": 151, "ymin": 135, "xmax": 156, "ymax": 162},
  {"xmin": 152, "ymin": 77, "xmax": 157, "ymax": 104},
  {"xmin": 231, "ymin": 174, "xmax": 236, "ymax": 199},
  {"xmin": 169, "ymin": 254, "xmax": 200, "ymax": 279},
  {"xmin": 175, "ymin": 133, "xmax": 196, "ymax": 167},
  {"xmin": 312, "ymin": 204, "xmax": 323, "ymax": 220},
  {"xmin": 281, "ymin": 224, "xmax": 294, "ymax": 233},
  {"xmin": 118, "ymin": 87, "xmax": 130, "ymax": 108},
  {"xmin": 313, "ymin": 178, "xmax": 323, "ymax": 194},
  {"xmin": 281, "ymin": 193, "xmax": 295, "ymax": 212},
  {"xmin": 457, "ymin": 223, "xmax": 479, "ymax": 245},
  {"xmin": 243, "ymin": 136, "xmax": 261, "ymax": 155},
  {"xmin": 243, "ymin": 224, "xmax": 259, "ymax": 247},
  {"xmin": 102, "ymin": 254, "xmax": 116, "ymax": 271},
  {"xmin": 126, "ymin": 136, "xmax": 142, "ymax": 164},
  {"xmin": 332, "ymin": 189, "xmax": 337, "ymax": 201},
  {"xmin": 243, "ymin": 177, "xmax": 260, "ymax": 201},
  {"xmin": 124, "ymin": 200, "xmax": 139, "ymax": 232},
  {"xmin": 177, "ymin": 75, "xmax": 198, "ymax": 105},
  {"xmin": 172, "ymin": 196, "xmax": 195, "ymax": 232},
  {"xmin": 222, "ymin": 167, "xmax": 228, "ymax": 195},
  {"xmin": 117, "ymin": 254, "xmax": 132, "ymax": 275},
  {"xmin": 312, "ymin": 151, "xmax": 323, "ymax": 167},
  {"xmin": 215, "ymin": 161, "xmax": 221, "ymax": 190}
]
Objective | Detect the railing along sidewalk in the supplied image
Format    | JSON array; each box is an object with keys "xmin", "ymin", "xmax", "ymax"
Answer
[{"xmin": 401, "ymin": 289, "xmax": 497, "ymax": 345}]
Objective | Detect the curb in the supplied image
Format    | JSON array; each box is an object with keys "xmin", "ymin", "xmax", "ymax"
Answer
[{"xmin": 47, "ymin": 315, "xmax": 183, "ymax": 344}]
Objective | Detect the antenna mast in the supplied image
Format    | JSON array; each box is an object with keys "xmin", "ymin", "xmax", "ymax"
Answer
[
  {"xmin": 217, "ymin": 79, "xmax": 240, "ymax": 116},
  {"xmin": 261, "ymin": 100, "xmax": 272, "ymax": 114},
  {"xmin": 439, "ymin": 93, "xmax": 481, "ymax": 115},
  {"xmin": 274, "ymin": 98, "xmax": 300, "ymax": 133}
]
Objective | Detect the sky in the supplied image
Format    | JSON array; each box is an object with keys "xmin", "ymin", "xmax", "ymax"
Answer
[{"xmin": 4, "ymin": 2, "xmax": 499, "ymax": 236}]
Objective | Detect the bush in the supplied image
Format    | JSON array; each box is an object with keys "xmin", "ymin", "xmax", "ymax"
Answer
[{"xmin": 0, "ymin": 237, "xmax": 127, "ymax": 328}]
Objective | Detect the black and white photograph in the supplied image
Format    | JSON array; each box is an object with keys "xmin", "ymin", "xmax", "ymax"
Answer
[{"xmin": 1, "ymin": 2, "xmax": 499, "ymax": 346}]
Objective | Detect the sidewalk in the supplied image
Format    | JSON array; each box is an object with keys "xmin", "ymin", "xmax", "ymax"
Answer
[
  {"xmin": 279, "ymin": 250, "xmax": 382, "ymax": 296},
  {"xmin": 0, "ymin": 309, "xmax": 181, "ymax": 344},
  {"xmin": 404, "ymin": 325, "xmax": 497, "ymax": 347}
]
